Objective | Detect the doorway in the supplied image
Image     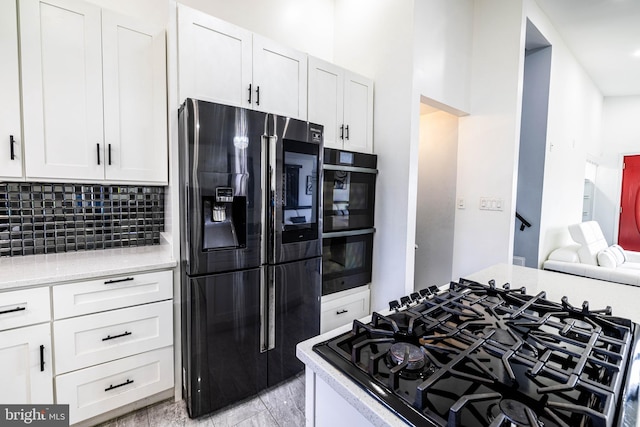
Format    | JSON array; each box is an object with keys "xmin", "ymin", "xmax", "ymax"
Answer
[
  {"xmin": 513, "ymin": 20, "xmax": 551, "ymax": 268},
  {"xmin": 618, "ymin": 154, "xmax": 640, "ymax": 250},
  {"xmin": 414, "ymin": 102, "xmax": 459, "ymax": 290}
]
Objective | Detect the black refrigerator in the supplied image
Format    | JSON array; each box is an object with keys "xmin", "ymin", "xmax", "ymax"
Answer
[{"xmin": 178, "ymin": 99, "xmax": 322, "ymax": 418}]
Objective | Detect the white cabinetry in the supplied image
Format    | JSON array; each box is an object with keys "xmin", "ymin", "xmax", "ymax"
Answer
[
  {"xmin": 320, "ymin": 286, "xmax": 370, "ymax": 334},
  {"xmin": 0, "ymin": 0, "xmax": 23, "ymax": 179},
  {"xmin": 308, "ymin": 57, "xmax": 373, "ymax": 153},
  {"xmin": 0, "ymin": 287, "xmax": 53, "ymax": 404},
  {"xmin": 19, "ymin": 0, "xmax": 167, "ymax": 183},
  {"xmin": 178, "ymin": 4, "xmax": 307, "ymax": 120},
  {"xmin": 52, "ymin": 270, "xmax": 174, "ymax": 425}
]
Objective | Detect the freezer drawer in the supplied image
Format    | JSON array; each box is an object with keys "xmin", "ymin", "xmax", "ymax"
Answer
[
  {"xmin": 183, "ymin": 268, "xmax": 266, "ymax": 418},
  {"xmin": 267, "ymin": 257, "xmax": 321, "ymax": 386}
]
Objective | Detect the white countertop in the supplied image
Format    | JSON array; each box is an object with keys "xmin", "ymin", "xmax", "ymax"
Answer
[
  {"xmin": 0, "ymin": 241, "xmax": 177, "ymax": 290},
  {"xmin": 297, "ymin": 263, "xmax": 640, "ymax": 426},
  {"xmin": 466, "ymin": 263, "xmax": 640, "ymax": 324}
]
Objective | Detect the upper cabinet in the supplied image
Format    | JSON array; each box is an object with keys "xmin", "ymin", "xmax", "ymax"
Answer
[
  {"xmin": 0, "ymin": 0, "xmax": 24, "ymax": 179},
  {"xmin": 102, "ymin": 11, "xmax": 168, "ymax": 183},
  {"xmin": 308, "ymin": 57, "xmax": 373, "ymax": 153},
  {"xmin": 177, "ymin": 4, "xmax": 307, "ymax": 120},
  {"xmin": 252, "ymin": 35, "xmax": 307, "ymax": 119},
  {"xmin": 19, "ymin": 0, "xmax": 168, "ymax": 184}
]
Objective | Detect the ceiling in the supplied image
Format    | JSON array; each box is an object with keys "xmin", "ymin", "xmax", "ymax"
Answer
[{"xmin": 535, "ymin": 0, "xmax": 640, "ymax": 97}]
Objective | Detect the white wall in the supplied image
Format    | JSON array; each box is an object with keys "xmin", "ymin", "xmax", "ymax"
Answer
[
  {"xmin": 333, "ymin": 0, "xmax": 416, "ymax": 311},
  {"xmin": 525, "ymin": 0, "xmax": 604, "ymax": 262},
  {"xmin": 412, "ymin": 0, "xmax": 474, "ymax": 115},
  {"xmin": 179, "ymin": 0, "xmax": 335, "ymax": 61},
  {"xmin": 597, "ymin": 96, "xmax": 640, "ymax": 243},
  {"xmin": 452, "ymin": 0, "xmax": 526, "ymax": 278},
  {"xmin": 415, "ymin": 110, "xmax": 458, "ymax": 289}
]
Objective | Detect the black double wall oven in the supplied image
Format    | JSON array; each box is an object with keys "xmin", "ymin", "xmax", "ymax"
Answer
[
  {"xmin": 178, "ymin": 99, "xmax": 323, "ymax": 417},
  {"xmin": 322, "ymin": 148, "xmax": 377, "ymax": 296}
]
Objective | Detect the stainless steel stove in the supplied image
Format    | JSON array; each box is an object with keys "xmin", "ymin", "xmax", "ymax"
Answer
[{"xmin": 313, "ymin": 278, "xmax": 640, "ymax": 426}]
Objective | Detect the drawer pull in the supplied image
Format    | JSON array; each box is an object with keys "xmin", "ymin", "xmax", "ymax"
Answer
[
  {"xmin": 105, "ymin": 379, "xmax": 134, "ymax": 392},
  {"xmin": 336, "ymin": 309, "xmax": 349, "ymax": 315},
  {"xmin": 102, "ymin": 331, "xmax": 132, "ymax": 341},
  {"xmin": 104, "ymin": 277, "xmax": 134, "ymax": 285},
  {"xmin": 40, "ymin": 345, "xmax": 45, "ymax": 372},
  {"xmin": 0, "ymin": 306, "xmax": 26, "ymax": 315}
]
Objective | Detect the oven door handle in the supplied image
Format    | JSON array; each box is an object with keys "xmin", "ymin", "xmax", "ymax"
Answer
[
  {"xmin": 323, "ymin": 164, "xmax": 377, "ymax": 174},
  {"xmin": 322, "ymin": 228, "xmax": 375, "ymax": 239}
]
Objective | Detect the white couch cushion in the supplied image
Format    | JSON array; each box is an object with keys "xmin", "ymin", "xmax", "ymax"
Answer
[
  {"xmin": 610, "ymin": 244, "xmax": 627, "ymax": 263},
  {"xmin": 618, "ymin": 262, "xmax": 640, "ymax": 270},
  {"xmin": 597, "ymin": 248, "xmax": 617, "ymax": 268},
  {"xmin": 568, "ymin": 221, "xmax": 608, "ymax": 266}
]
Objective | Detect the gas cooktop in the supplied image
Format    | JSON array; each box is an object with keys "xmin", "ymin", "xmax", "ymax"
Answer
[{"xmin": 313, "ymin": 278, "xmax": 640, "ymax": 426}]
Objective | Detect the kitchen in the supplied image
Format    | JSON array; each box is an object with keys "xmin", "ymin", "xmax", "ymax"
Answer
[{"xmin": 1, "ymin": 0, "xmax": 640, "ymax": 426}]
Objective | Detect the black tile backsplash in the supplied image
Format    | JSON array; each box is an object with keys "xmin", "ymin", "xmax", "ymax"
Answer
[{"xmin": 0, "ymin": 182, "xmax": 164, "ymax": 257}]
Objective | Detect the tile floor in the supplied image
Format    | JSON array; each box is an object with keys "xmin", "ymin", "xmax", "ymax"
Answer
[{"xmin": 97, "ymin": 373, "xmax": 305, "ymax": 427}]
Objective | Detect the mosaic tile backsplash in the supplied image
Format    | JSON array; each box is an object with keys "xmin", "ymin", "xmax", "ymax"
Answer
[{"xmin": 0, "ymin": 182, "xmax": 164, "ymax": 257}]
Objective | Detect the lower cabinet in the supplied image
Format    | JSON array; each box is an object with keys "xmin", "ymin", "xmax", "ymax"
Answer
[
  {"xmin": 0, "ymin": 323, "xmax": 53, "ymax": 404},
  {"xmin": 0, "ymin": 268, "xmax": 174, "ymax": 424},
  {"xmin": 56, "ymin": 346, "xmax": 173, "ymax": 425},
  {"xmin": 320, "ymin": 286, "xmax": 370, "ymax": 334},
  {"xmin": 52, "ymin": 270, "xmax": 174, "ymax": 425}
]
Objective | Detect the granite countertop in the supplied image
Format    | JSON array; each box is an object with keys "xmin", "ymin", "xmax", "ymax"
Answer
[
  {"xmin": 0, "ymin": 241, "xmax": 177, "ymax": 291},
  {"xmin": 297, "ymin": 263, "xmax": 640, "ymax": 427}
]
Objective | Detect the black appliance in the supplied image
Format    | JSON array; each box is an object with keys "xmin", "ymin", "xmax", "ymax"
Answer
[
  {"xmin": 322, "ymin": 148, "xmax": 377, "ymax": 295},
  {"xmin": 313, "ymin": 279, "xmax": 640, "ymax": 426},
  {"xmin": 179, "ymin": 99, "xmax": 322, "ymax": 418}
]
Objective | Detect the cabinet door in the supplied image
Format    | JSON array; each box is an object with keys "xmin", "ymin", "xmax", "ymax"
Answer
[
  {"xmin": 20, "ymin": 0, "xmax": 104, "ymax": 181},
  {"xmin": 308, "ymin": 57, "xmax": 344, "ymax": 150},
  {"xmin": 103, "ymin": 11, "xmax": 168, "ymax": 183},
  {"xmin": 343, "ymin": 71, "xmax": 374, "ymax": 153},
  {"xmin": 177, "ymin": 4, "xmax": 252, "ymax": 108},
  {"xmin": 0, "ymin": 0, "xmax": 23, "ymax": 179},
  {"xmin": 0, "ymin": 323, "xmax": 53, "ymax": 404},
  {"xmin": 253, "ymin": 35, "xmax": 307, "ymax": 120}
]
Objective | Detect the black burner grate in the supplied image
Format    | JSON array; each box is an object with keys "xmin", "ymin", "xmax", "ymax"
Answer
[{"xmin": 315, "ymin": 278, "xmax": 638, "ymax": 427}]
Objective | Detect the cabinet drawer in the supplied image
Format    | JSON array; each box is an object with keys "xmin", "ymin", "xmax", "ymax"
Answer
[
  {"xmin": 56, "ymin": 346, "xmax": 173, "ymax": 425},
  {"xmin": 0, "ymin": 287, "xmax": 50, "ymax": 331},
  {"xmin": 321, "ymin": 288, "xmax": 370, "ymax": 334},
  {"xmin": 54, "ymin": 300, "xmax": 173, "ymax": 374},
  {"xmin": 53, "ymin": 270, "xmax": 172, "ymax": 319}
]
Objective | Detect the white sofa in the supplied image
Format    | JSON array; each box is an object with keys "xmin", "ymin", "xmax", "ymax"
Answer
[{"xmin": 543, "ymin": 221, "xmax": 640, "ymax": 287}]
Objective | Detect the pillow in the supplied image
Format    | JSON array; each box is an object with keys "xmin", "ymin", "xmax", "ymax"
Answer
[
  {"xmin": 610, "ymin": 244, "xmax": 626, "ymax": 263},
  {"xmin": 597, "ymin": 248, "xmax": 617, "ymax": 268}
]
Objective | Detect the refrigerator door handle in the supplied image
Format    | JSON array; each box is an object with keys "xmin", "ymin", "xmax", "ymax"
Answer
[
  {"xmin": 268, "ymin": 135, "xmax": 278, "ymax": 263},
  {"xmin": 267, "ymin": 267, "xmax": 276, "ymax": 351},
  {"xmin": 259, "ymin": 267, "xmax": 276, "ymax": 353},
  {"xmin": 260, "ymin": 135, "xmax": 267, "ymax": 265},
  {"xmin": 260, "ymin": 268, "xmax": 267, "ymax": 352}
]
